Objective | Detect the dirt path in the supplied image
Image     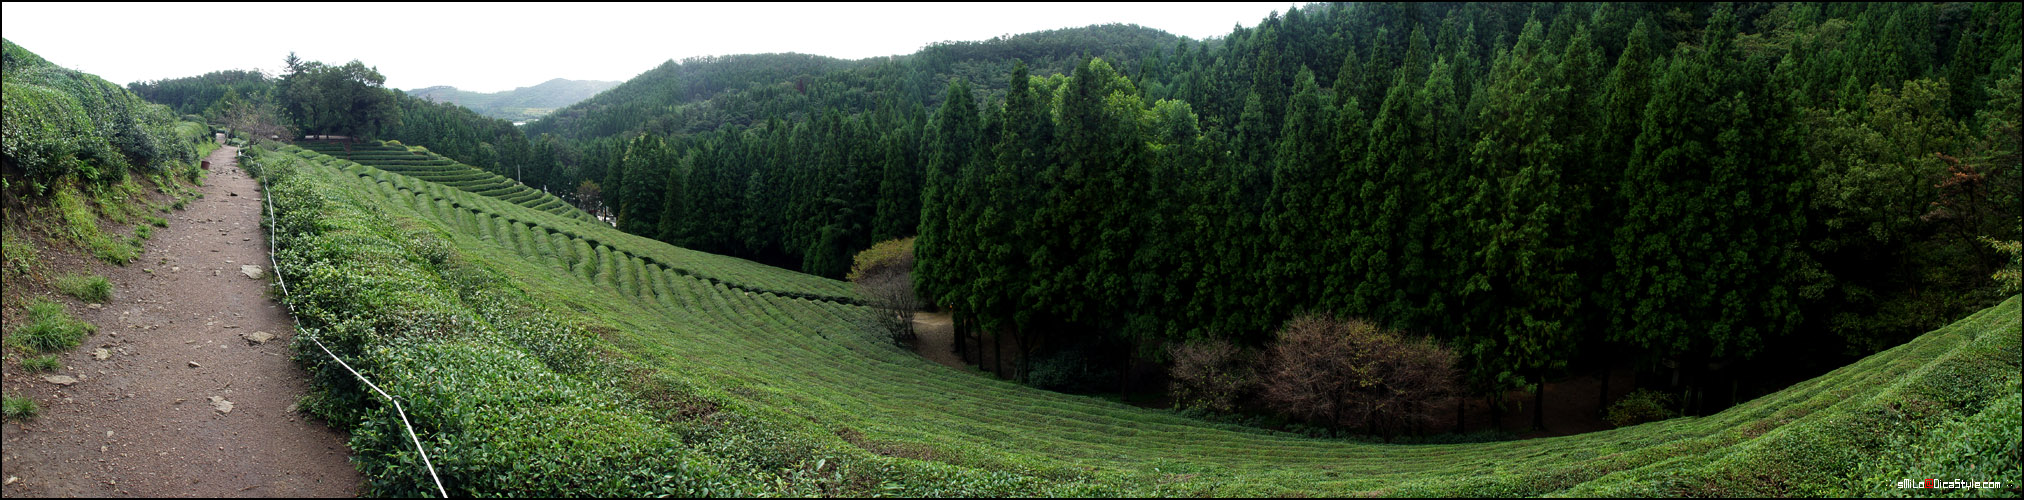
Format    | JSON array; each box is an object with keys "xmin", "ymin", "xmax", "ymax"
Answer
[
  {"xmin": 909, "ymin": 312, "xmax": 966, "ymax": 370},
  {"xmin": 1, "ymin": 144, "xmax": 360, "ymax": 497},
  {"xmin": 910, "ymin": 311, "xmax": 1022, "ymax": 379}
]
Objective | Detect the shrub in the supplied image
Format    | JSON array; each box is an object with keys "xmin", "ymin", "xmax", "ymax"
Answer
[
  {"xmin": 1260, "ymin": 314, "xmax": 1458, "ymax": 436},
  {"xmin": 1605, "ymin": 388, "xmax": 1677, "ymax": 428},
  {"xmin": 1167, "ymin": 339, "xmax": 1254, "ymax": 413},
  {"xmin": 2, "ymin": 395, "xmax": 38, "ymax": 422},
  {"xmin": 1025, "ymin": 344, "xmax": 1120, "ymax": 393},
  {"xmin": 8, "ymin": 298, "xmax": 96, "ymax": 353},
  {"xmin": 1986, "ymin": 220, "xmax": 2021, "ymax": 295},
  {"xmin": 20, "ymin": 354, "xmax": 61, "ymax": 372},
  {"xmin": 847, "ymin": 238, "xmax": 917, "ymax": 347},
  {"xmin": 53, "ymin": 274, "xmax": 112, "ymax": 303}
]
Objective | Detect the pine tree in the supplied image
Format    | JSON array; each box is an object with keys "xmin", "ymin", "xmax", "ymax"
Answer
[
  {"xmin": 915, "ymin": 79, "xmax": 980, "ymax": 318},
  {"xmin": 1611, "ymin": 8, "xmax": 1806, "ymax": 397},
  {"xmin": 617, "ymin": 133, "xmax": 671, "ymax": 236},
  {"xmin": 1264, "ymin": 67, "xmax": 1337, "ymax": 317}
]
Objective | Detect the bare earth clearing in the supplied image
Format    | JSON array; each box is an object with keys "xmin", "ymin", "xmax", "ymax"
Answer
[{"xmin": 1, "ymin": 144, "xmax": 358, "ymax": 497}]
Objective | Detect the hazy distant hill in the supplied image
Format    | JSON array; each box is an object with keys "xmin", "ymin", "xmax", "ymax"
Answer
[
  {"xmin": 405, "ymin": 78, "xmax": 620, "ymax": 122},
  {"xmin": 523, "ymin": 23, "xmax": 1183, "ymax": 140}
]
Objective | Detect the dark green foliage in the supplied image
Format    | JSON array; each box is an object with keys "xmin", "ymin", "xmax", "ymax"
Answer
[
  {"xmin": 1023, "ymin": 345, "xmax": 1119, "ymax": 394},
  {"xmin": 1605, "ymin": 389, "xmax": 1677, "ymax": 428},
  {"xmin": 510, "ymin": 4, "xmax": 1967, "ymax": 411},
  {"xmin": 276, "ymin": 54, "xmax": 400, "ymax": 138},
  {"xmin": 616, "ymin": 134, "xmax": 671, "ymax": 235},
  {"xmin": 1458, "ymin": 19, "xmax": 1584, "ymax": 396},
  {"xmin": 128, "ymin": 70, "xmax": 272, "ymax": 117},
  {"xmin": 1609, "ymin": 7, "xmax": 1806, "ymax": 362},
  {"xmin": 915, "ymin": 79, "xmax": 980, "ymax": 312},
  {"xmin": 1262, "ymin": 68, "xmax": 1336, "ymax": 317}
]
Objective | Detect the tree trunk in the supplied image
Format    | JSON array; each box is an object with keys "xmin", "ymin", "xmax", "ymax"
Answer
[
  {"xmin": 1730, "ymin": 376, "xmax": 1740, "ymax": 408},
  {"xmin": 1598, "ymin": 361, "xmax": 1611, "ymax": 418},
  {"xmin": 1119, "ymin": 343, "xmax": 1133, "ymax": 397},
  {"xmin": 1533, "ymin": 369, "xmax": 1547, "ymax": 432},
  {"xmin": 1456, "ymin": 397, "xmax": 1466, "ymax": 434},
  {"xmin": 994, "ymin": 325, "xmax": 1004, "ymax": 379},
  {"xmin": 1490, "ymin": 394, "xmax": 1502, "ymax": 429},
  {"xmin": 952, "ymin": 312, "xmax": 965, "ymax": 357}
]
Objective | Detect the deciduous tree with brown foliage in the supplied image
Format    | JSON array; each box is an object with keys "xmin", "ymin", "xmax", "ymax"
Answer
[
  {"xmin": 1261, "ymin": 315, "xmax": 1457, "ymax": 437},
  {"xmin": 849, "ymin": 237, "xmax": 919, "ymax": 347},
  {"xmin": 1166, "ymin": 339, "xmax": 1254, "ymax": 413}
]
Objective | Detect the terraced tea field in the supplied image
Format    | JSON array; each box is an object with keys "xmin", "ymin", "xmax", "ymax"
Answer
[
  {"xmin": 258, "ymin": 143, "xmax": 2021, "ymax": 497},
  {"xmin": 293, "ymin": 141, "xmax": 596, "ymax": 222}
]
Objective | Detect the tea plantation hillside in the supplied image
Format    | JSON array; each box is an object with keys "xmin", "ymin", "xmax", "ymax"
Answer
[
  {"xmin": 253, "ymin": 142, "xmax": 2021, "ymax": 497},
  {"xmin": 292, "ymin": 140, "xmax": 596, "ymax": 222}
]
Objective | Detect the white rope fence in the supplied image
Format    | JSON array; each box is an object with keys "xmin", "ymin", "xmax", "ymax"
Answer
[{"xmin": 252, "ymin": 150, "xmax": 450, "ymax": 498}]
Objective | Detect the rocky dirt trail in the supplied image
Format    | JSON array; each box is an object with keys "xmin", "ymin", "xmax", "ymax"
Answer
[{"xmin": 2, "ymin": 143, "xmax": 359, "ymax": 497}]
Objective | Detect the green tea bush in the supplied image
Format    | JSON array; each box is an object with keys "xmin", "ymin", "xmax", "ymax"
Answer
[
  {"xmin": 1607, "ymin": 388, "xmax": 1679, "ymax": 428},
  {"xmin": 258, "ymin": 147, "xmax": 758, "ymax": 496},
  {"xmin": 3, "ymin": 41, "xmax": 204, "ymax": 189},
  {"xmin": 2, "ymin": 81, "xmax": 125, "ymax": 186}
]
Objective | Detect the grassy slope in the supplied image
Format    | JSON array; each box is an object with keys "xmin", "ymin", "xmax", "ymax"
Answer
[{"xmin": 264, "ymin": 143, "xmax": 2021, "ymax": 497}]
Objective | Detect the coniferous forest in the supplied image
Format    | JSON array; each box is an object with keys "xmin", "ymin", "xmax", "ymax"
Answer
[
  {"xmin": 126, "ymin": 2, "xmax": 2023, "ymax": 418},
  {"xmin": 525, "ymin": 2, "xmax": 2021, "ymax": 417}
]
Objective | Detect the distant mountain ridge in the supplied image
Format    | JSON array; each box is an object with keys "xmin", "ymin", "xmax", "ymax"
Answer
[
  {"xmin": 405, "ymin": 78, "xmax": 620, "ymax": 122},
  {"xmin": 523, "ymin": 23, "xmax": 1184, "ymax": 140}
]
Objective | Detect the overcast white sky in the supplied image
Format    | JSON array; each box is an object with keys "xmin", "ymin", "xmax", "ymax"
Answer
[{"xmin": 3, "ymin": 2, "xmax": 1298, "ymax": 93}]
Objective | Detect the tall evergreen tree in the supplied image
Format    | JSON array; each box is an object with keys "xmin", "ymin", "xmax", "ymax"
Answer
[
  {"xmin": 1264, "ymin": 67, "xmax": 1338, "ymax": 317},
  {"xmin": 915, "ymin": 79, "xmax": 981, "ymax": 318}
]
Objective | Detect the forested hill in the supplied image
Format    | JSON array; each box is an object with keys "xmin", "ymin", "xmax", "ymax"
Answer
[
  {"xmin": 404, "ymin": 78, "xmax": 620, "ymax": 122},
  {"xmin": 543, "ymin": 1, "xmax": 2021, "ymax": 420},
  {"xmin": 522, "ymin": 23, "xmax": 1182, "ymax": 140},
  {"xmin": 113, "ymin": 3, "xmax": 2023, "ymax": 428}
]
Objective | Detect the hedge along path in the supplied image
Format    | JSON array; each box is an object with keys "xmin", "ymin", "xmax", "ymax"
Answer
[
  {"xmin": 254, "ymin": 171, "xmax": 450, "ymax": 499},
  {"xmin": 278, "ymin": 144, "xmax": 2023, "ymax": 496}
]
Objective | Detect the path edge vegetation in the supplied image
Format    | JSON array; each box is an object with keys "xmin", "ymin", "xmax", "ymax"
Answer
[{"xmin": 3, "ymin": 38, "xmax": 212, "ymax": 423}]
